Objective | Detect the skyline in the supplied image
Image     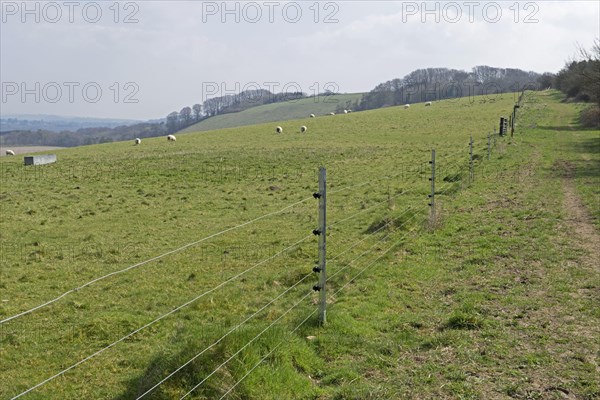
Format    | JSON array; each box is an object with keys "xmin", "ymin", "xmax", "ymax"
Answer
[{"xmin": 1, "ymin": 1, "xmax": 599, "ymax": 120}]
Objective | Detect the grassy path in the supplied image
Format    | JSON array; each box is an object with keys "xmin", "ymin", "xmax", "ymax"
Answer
[{"xmin": 560, "ymin": 162, "xmax": 600, "ymax": 272}]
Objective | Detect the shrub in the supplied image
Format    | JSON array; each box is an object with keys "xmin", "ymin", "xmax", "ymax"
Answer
[{"xmin": 580, "ymin": 105, "xmax": 600, "ymax": 128}]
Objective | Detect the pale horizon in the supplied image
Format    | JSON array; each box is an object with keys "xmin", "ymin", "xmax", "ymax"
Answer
[{"xmin": 1, "ymin": 0, "xmax": 598, "ymax": 120}]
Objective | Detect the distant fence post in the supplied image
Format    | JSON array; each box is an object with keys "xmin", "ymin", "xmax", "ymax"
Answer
[
  {"xmin": 428, "ymin": 149, "xmax": 436, "ymax": 224},
  {"xmin": 487, "ymin": 132, "xmax": 491, "ymax": 160},
  {"xmin": 493, "ymin": 127, "xmax": 497, "ymax": 147},
  {"xmin": 512, "ymin": 104, "xmax": 519, "ymax": 135},
  {"xmin": 312, "ymin": 167, "xmax": 327, "ymax": 325},
  {"xmin": 518, "ymin": 91, "xmax": 524, "ymax": 105},
  {"xmin": 469, "ymin": 135, "xmax": 474, "ymax": 183}
]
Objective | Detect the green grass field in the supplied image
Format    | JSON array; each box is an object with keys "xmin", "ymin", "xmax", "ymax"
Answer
[
  {"xmin": 179, "ymin": 93, "xmax": 363, "ymax": 133},
  {"xmin": 1, "ymin": 91, "xmax": 598, "ymax": 399}
]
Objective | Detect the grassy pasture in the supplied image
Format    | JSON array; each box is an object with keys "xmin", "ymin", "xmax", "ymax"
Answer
[{"xmin": 0, "ymin": 91, "xmax": 598, "ymax": 399}]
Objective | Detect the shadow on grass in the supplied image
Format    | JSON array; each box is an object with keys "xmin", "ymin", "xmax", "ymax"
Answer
[
  {"xmin": 545, "ymin": 90, "xmax": 565, "ymax": 102},
  {"xmin": 569, "ymin": 136, "xmax": 600, "ymax": 155},
  {"xmin": 536, "ymin": 125, "xmax": 599, "ymax": 132},
  {"xmin": 364, "ymin": 208, "xmax": 425, "ymax": 234},
  {"xmin": 548, "ymin": 137, "xmax": 600, "ymax": 180},
  {"xmin": 442, "ymin": 312, "xmax": 483, "ymax": 330},
  {"xmin": 556, "ymin": 159, "xmax": 600, "ymax": 179},
  {"xmin": 116, "ymin": 314, "xmax": 320, "ymax": 400},
  {"xmin": 114, "ymin": 340, "xmax": 233, "ymax": 400}
]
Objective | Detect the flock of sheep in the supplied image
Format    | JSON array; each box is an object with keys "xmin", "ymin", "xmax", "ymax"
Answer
[
  {"xmin": 275, "ymin": 109, "xmax": 355, "ymax": 134},
  {"xmin": 404, "ymin": 101, "xmax": 432, "ymax": 109},
  {"xmin": 3, "ymin": 102, "xmax": 435, "ymax": 153},
  {"xmin": 274, "ymin": 102, "xmax": 432, "ymax": 134},
  {"xmin": 275, "ymin": 125, "xmax": 308, "ymax": 134},
  {"xmin": 131, "ymin": 134, "xmax": 175, "ymax": 146}
]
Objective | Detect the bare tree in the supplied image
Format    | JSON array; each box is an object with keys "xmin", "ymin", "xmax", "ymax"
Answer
[
  {"xmin": 192, "ymin": 104, "xmax": 202, "ymax": 122},
  {"xmin": 180, "ymin": 107, "xmax": 192, "ymax": 127},
  {"xmin": 166, "ymin": 111, "xmax": 179, "ymax": 133}
]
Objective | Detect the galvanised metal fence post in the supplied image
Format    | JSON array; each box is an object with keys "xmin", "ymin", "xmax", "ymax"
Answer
[
  {"xmin": 512, "ymin": 104, "xmax": 519, "ymax": 135},
  {"xmin": 312, "ymin": 167, "xmax": 327, "ymax": 325},
  {"xmin": 469, "ymin": 135, "xmax": 474, "ymax": 183},
  {"xmin": 428, "ymin": 149, "xmax": 436, "ymax": 225},
  {"xmin": 487, "ymin": 132, "xmax": 491, "ymax": 160}
]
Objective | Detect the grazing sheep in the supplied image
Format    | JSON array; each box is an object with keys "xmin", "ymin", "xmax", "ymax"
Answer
[
  {"xmin": 425, "ymin": 101, "xmax": 432, "ymax": 106},
  {"xmin": 300, "ymin": 125, "xmax": 307, "ymax": 133},
  {"xmin": 347, "ymin": 109, "xmax": 352, "ymax": 113},
  {"xmin": 5, "ymin": 149, "xmax": 15, "ymax": 156},
  {"xmin": 134, "ymin": 138, "xmax": 141, "ymax": 145},
  {"xmin": 276, "ymin": 126, "xmax": 283, "ymax": 133},
  {"xmin": 167, "ymin": 134, "xmax": 176, "ymax": 141},
  {"xmin": 329, "ymin": 112, "xmax": 335, "ymax": 116},
  {"xmin": 404, "ymin": 104, "xmax": 410, "ymax": 109},
  {"xmin": 343, "ymin": 109, "xmax": 348, "ymax": 114},
  {"xmin": 309, "ymin": 114, "xmax": 315, "ymax": 118}
]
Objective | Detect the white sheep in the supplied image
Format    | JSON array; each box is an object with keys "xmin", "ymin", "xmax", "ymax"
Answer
[
  {"xmin": 347, "ymin": 109, "xmax": 352, "ymax": 113},
  {"xmin": 309, "ymin": 114, "xmax": 315, "ymax": 118},
  {"xmin": 276, "ymin": 126, "xmax": 283, "ymax": 133},
  {"xmin": 167, "ymin": 134, "xmax": 176, "ymax": 141},
  {"xmin": 300, "ymin": 126, "xmax": 307, "ymax": 133},
  {"xmin": 343, "ymin": 109, "xmax": 348, "ymax": 114},
  {"xmin": 425, "ymin": 101, "xmax": 432, "ymax": 106},
  {"xmin": 5, "ymin": 149, "xmax": 15, "ymax": 156},
  {"xmin": 134, "ymin": 138, "xmax": 141, "ymax": 145},
  {"xmin": 329, "ymin": 112, "xmax": 335, "ymax": 116},
  {"xmin": 404, "ymin": 104, "xmax": 410, "ymax": 109}
]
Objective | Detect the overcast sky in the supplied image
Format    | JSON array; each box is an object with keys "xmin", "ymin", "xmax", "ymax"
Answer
[{"xmin": 1, "ymin": 0, "xmax": 598, "ymax": 120}]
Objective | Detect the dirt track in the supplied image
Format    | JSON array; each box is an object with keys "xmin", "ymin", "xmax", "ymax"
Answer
[{"xmin": 560, "ymin": 160, "xmax": 600, "ymax": 270}]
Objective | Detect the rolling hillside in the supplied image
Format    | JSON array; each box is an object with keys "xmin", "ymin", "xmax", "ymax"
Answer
[
  {"xmin": 1, "ymin": 91, "xmax": 598, "ymax": 399},
  {"xmin": 0, "ymin": 115, "xmax": 142, "ymax": 133},
  {"xmin": 179, "ymin": 93, "xmax": 363, "ymax": 133}
]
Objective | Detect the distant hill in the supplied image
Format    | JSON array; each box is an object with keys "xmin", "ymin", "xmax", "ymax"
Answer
[
  {"xmin": 356, "ymin": 66, "xmax": 542, "ymax": 111},
  {"xmin": 0, "ymin": 121, "xmax": 167, "ymax": 148},
  {"xmin": 180, "ymin": 93, "xmax": 363, "ymax": 133},
  {"xmin": 0, "ymin": 66, "xmax": 546, "ymax": 145},
  {"xmin": 0, "ymin": 114, "xmax": 142, "ymax": 133}
]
